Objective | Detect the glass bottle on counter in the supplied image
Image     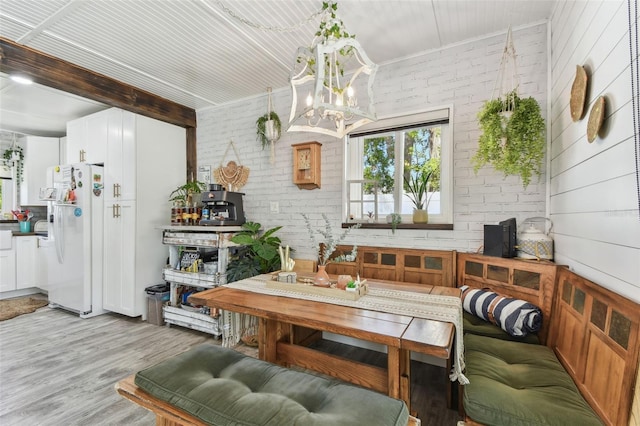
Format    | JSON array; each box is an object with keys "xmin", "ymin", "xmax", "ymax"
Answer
[{"xmin": 171, "ymin": 202, "xmax": 184, "ymax": 225}]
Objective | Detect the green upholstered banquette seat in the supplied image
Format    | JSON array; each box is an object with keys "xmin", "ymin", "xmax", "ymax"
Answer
[{"xmin": 134, "ymin": 343, "xmax": 410, "ymax": 426}]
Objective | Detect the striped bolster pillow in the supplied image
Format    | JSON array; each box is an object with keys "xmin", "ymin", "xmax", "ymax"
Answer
[{"xmin": 460, "ymin": 285, "xmax": 542, "ymax": 337}]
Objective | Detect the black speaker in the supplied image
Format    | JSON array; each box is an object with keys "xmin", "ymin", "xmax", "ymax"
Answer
[
  {"xmin": 499, "ymin": 218, "xmax": 517, "ymax": 258},
  {"xmin": 483, "ymin": 219, "xmax": 516, "ymax": 258},
  {"xmin": 484, "ymin": 225, "xmax": 506, "ymax": 257}
]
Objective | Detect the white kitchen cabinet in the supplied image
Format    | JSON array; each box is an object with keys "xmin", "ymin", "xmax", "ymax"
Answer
[
  {"xmin": 104, "ymin": 109, "xmax": 136, "ymax": 202},
  {"xmin": 18, "ymin": 136, "xmax": 60, "ymax": 206},
  {"xmin": 0, "ymin": 240, "xmax": 16, "ymax": 293},
  {"xmin": 102, "ymin": 109, "xmax": 186, "ymax": 319},
  {"xmin": 15, "ymin": 236, "xmax": 37, "ymax": 289},
  {"xmin": 66, "ymin": 109, "xmax": 108, "ymax": 164},
  {"xmin": 103, "ymin": 201, "xmax": 136, "ymax": 316}
]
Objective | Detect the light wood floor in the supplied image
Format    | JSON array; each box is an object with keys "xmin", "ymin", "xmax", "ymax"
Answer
[{"xmin": 0, "ymin": 302, "xmax": 461, "ymax": 425}]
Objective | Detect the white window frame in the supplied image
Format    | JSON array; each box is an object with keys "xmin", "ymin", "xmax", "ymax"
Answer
[{"xmin": 342, "ymin": 106, "xmax": 453, "ymax": 225}]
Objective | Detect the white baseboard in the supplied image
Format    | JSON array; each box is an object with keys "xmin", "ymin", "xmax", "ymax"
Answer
[{"xmin": 0, "ymin": 287, "xmax": 47, "ymax": 300}]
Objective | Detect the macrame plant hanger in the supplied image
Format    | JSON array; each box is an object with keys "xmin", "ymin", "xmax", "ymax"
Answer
[
  {"xmin": 213, "ymin": 140, "xmax": 250, "ymax": 192},
  {"xmin": 492, "ymin": 26, "xmax": 520, "ymax": 119},
  {"xmin": 265, "ymin": 87, "xmax": 281, "ymax": 165}
]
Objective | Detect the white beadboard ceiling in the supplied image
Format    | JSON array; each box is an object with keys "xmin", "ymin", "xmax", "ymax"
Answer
[{"xmin": 0, "ymin": 0, "xmax": 555, "ymax": 137}]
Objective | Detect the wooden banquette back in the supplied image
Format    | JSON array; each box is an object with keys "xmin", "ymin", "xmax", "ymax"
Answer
[
  {"xmin": 456, "ymin": 253, "xmax": 640, "ymax": 425},
  {"xmin": 456, "ymin": 252, "xmax": 557, "ymax": 344},
  {"xmin": 325, "ymin": 245, "xmax": 455, "ymax": 288},
  {"xmin": 548, "ymin": 268, "xmax": 640, "ymax": 426}
]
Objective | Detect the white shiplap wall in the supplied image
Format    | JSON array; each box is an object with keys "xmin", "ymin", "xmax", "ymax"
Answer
[
  {"xmin": 197, "ymin": 24, "xmax": 548, "ymax": 263},
  {"xmin": 549, "ymin": 0, "xmax": 640, "ymax": 304},
  {"xmin": 550, "ymin": 3, "xmax": 640, "ymax": 423}
]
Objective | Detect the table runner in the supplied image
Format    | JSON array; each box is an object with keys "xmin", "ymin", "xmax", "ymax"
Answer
[{"xmin": 220, "ymin": 274, "xmax": 469, "ymax": 384}]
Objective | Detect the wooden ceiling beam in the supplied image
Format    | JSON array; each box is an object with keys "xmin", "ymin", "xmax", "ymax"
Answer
[
  {"xmin": 0, "ymin": 37, "xmax": 197, "ymax": 179},
  {"xmin": 0, "ymin": 37, "xmax": 196, "ymax": 128}
]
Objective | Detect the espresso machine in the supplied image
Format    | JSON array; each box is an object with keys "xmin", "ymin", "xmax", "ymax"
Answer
[{"xmin": 199, "ymin": 184, "xmax": 246, "ymax": 226}]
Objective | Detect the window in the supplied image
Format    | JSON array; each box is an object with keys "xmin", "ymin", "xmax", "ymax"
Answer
[{"xmin": 344, "ymin": 107, "xmax": 452, "ymax": 226}]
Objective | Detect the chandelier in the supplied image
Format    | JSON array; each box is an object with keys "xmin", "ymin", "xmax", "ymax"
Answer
[{"xmin": 288, "ymin": 1, "xmax": 378, "ymax": 139}]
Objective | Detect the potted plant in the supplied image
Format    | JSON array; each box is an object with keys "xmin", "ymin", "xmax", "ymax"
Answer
[
  {"xmin": 403, "ymin": 170, "xmax": 433, "ymax": 224},
  {"xmin": 226, "ymin": 221, "xmax": 283, "ymax": 282},
  {"xmin": 2, "ymin": 146, "xmax": 24, "ymax": 184},
  {"xmin": 472, "ymin": 90, "xmax": 546, "ymax": 188},
  {"xmin": 256, "ymin": 111, "xmax": 282, "ymax": 150},
  {"xmin": 169, "ymin": 180, "xmax": 207, "ymax": 207},
  {"xmin": 386, "ymin": 213, "xmax": 402, "ymax": 234},
  {"xmin": 301, "ymin": 213, "xmax": 360, "ymax": 286}
]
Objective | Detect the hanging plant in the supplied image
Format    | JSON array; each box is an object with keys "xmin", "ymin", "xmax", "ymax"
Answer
[
  {"xmin": 472, "ymin": 90, "xmax": 546, "ymax": 188},
  {"xmin": 256, "ymin": 87, "xmax": 282, "ymax": 165},
  {"xmin": 256, "ymin": 111, "xmax": 282, "ymax": 150},
  {"xmin": 2, "ymin": 146, "xmax": 24, "ymax": 184}
]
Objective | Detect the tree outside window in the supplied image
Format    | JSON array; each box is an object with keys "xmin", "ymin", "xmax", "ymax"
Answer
[{"xmin": 350, "ymin": 124, "xmax": 442, "ymax": 221}]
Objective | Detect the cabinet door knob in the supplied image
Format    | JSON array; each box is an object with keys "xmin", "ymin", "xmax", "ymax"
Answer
[{"xmin": 80, "ymin": 149, "xmax": 86, "ymax": 162}]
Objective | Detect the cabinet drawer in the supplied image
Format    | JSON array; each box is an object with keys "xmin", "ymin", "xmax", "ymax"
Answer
[
  {"xmin": 162, "ymin": 231, "xmax": 221, "ymax": 247},
  {"xmin": 163, "ymin": 268, "xmax": 225, "ymax": 286}
]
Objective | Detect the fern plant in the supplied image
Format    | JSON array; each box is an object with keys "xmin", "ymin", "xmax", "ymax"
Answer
[
  {"xmin": 256, "ymin": 111, "xmax": 282, "ymax": 150},
  {"xmin": 2, "ymin": 146, "xmax": 24, "ymax": 184},
  {"xmin": 472, "ymin": 90, "xmax": 546, "ymax": 188}
]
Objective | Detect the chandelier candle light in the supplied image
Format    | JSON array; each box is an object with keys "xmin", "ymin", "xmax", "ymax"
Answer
[{"xmin": 288, "ymin": 1, "xmax": 378, "ymax": 138}]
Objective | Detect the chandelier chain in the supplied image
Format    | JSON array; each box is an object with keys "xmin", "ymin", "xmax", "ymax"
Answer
[{"xmin": 215, "ymin": 0, "xmax": 324, "ymax": 33}]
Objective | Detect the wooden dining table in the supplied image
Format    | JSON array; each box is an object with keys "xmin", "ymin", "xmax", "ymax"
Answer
[{"xmin": 189, "ymin": 278, "xmax": 460, "ymax": 414}]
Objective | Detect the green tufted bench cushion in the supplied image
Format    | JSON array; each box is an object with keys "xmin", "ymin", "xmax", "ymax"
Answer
[
  {"xmin": 463, "ymin": 334, "xmax": 602, "ymax": 426},
  {"xmin": 134, "ymin": 343, "xmax": 409, "ymax": 426}
]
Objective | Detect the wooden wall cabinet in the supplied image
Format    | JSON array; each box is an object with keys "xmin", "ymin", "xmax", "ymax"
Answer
[{"xmin": 292, "ymin": 141, "xmax": 321, "ymax": 190}]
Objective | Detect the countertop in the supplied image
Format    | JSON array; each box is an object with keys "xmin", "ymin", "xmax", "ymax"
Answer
[
  {"xmin": 160, "ymin": 225, "xmax": 244, "ymax": 232},
  {"xmin": 12, "ymin": 232, "xmax": 44, "ymax": 237}
]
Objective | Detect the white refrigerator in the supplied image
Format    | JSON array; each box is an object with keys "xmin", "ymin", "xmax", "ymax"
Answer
[{"xmin": 45, "ymin": 163, "xmax": 106, "ymax": 318}]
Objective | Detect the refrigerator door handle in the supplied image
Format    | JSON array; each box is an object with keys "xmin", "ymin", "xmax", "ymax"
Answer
[{"xmin": 53, "ymin": 204, "xmax": 64, "ymax": 263}]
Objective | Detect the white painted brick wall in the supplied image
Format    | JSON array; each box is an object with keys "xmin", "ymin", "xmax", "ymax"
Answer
[{"xmin": 197, "ymin": 24, "xmax": 548, "ymax": 262}]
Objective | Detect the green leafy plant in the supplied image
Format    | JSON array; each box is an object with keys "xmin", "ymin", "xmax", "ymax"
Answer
[
  {"xmin": 403, "ymin": 170, "xmax": 433, "ymax": 210},
  {"xmin": 226, "ymin": 221, "xmax": 283, "ymax": 282},
  {"xmin": 169, "ymin": 180, "xmax": 207, "ymax": 206},
  {"xmin": 389, "ymin": 213, "xmax": 402, "ymax": 234},
  {"xmin": 296, "ymin": 1, "xmax": 355, "ymax": 95},
  {"xmin": 256, "ymin": 111, "xmax": 282, "ymax": 150},
  {"xmin": 2, "ymin": 146, "xmax": 24, "ymax": 184},
  {"xmin": 472, "ymin": 90, "xmax": 546, "ymax": 188}
]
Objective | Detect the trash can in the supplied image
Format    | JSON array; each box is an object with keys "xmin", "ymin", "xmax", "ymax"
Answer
[{"xmin": 146, "ymin": 283, "xmax": 170, "ymax": 326}]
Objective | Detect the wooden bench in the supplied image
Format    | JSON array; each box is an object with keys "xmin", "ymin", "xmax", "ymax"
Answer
[
  {"xmin": 457, "ymin": 253, "xmax": 640, "ymax": 426},
  {"xmin": 116, "ymin": 344, "xmax": 422, "ymax": 426}
]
